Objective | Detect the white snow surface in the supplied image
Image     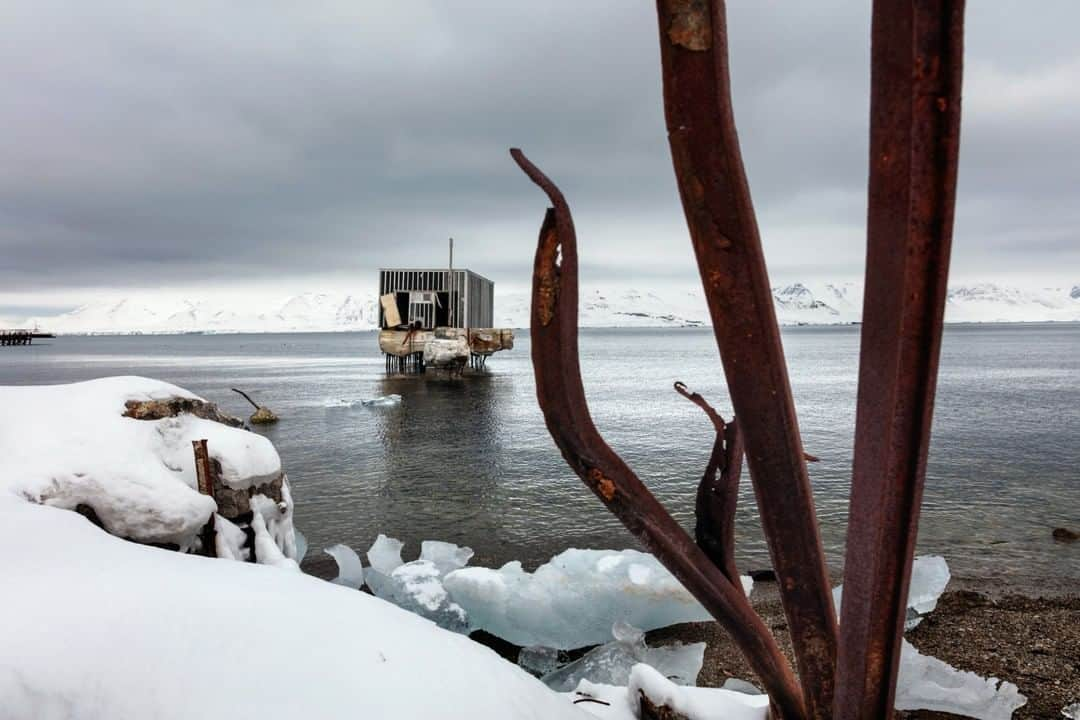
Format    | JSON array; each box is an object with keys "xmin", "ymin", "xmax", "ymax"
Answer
[
  {"xmin": 0, "ymin": 377, "xmax": 284, "ymax": 548},
  {"xmin": 564, "ymin": 664, "xmax": 769, "ymax": 720},
  {"xmin": 0, "ymin": 498, "xmax": 589, "ymax": 720},
  {"xmin": 443, "ymin": 548, "xmax": 751, "ymax": 649},
  {"xmin": 24, "ymin": 282, "xmax": 1080, "ymax": 334}
]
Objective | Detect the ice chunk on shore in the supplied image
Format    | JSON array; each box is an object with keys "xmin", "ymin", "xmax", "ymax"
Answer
[
  {"xmin": 294, "ymin": 529, "xmax": 308, "ymax": 564},
  {"xmin": 325, "ymin": 544, "xmax": 364, "ymax": 589},
  {"xmin": 896, "ymin": 638, "xmax": 1026, "ymax": 719},
  {"xmin": 367, "ymin": 534, "xmax": 405, "ymax": 574},
  {"xmin": 542, "ymin": 622, "xmax": 705, "ymax": 691},
  {"xmin": 420, "ymin": 540, "xmax": 474, "ymax": 575},
  {"xmin": 906, "ymin": 555, "xmax": 951, "ymax": 627},
  {"xmin": 721, "ymin": 678, "xmax": 764, "ymax": 695},
  {"xmin": 383, "ymin": 560, "xmax": 469, "ymax": 633},
  {"xmin": 519, "ymin": 645, "xmax": 562, "ymax": 676},
  {"xmin": 1062, "ymin": 702, "xmax": 1080, "ymax": 719},
  {"xmin": 443, "ymin": 548, "xmax": 736, "ymax": 648},
  {"xmin": 833, "ymin": 554, "xmax": 951, "ymax": 630}
]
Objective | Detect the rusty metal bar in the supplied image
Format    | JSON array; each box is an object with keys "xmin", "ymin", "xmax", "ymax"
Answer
[
  {"xmin": 511, "ymin": 148, "xmax": 807, "ymax": 719},
  {"xmin": 834, "ymin": 1, "xmax": 965, "ymax": 716},
  {"xmin": 192, "ymin": 439, "xmax": 217, "ymax": 558},
  {"xmin": 654, "ymin": 2, "xmax": 837, "ymax": 715},
  {"xmin": 673, "ymin": 381, "xmax": 744, "ymax": 584}
]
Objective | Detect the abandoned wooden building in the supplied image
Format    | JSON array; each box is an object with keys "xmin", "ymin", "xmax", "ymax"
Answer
[{"xmin": 377, "ymin": 267, "xmax": 512, "ymax": 373}]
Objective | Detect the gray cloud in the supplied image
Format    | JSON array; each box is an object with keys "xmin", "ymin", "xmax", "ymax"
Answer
[{"xmin": 2, "ymin": 1, "xmax": 1078, "ymax": 306}]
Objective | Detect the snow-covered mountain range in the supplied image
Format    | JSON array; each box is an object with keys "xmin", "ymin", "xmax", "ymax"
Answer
[{"xmin": 19, "ymin": 282, "xmax": 1080, "ymax": 335}]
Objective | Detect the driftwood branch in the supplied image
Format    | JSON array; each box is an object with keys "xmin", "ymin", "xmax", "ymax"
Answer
[{"xmin": 512, "ymin": 147, "xmax": 805, "ymax": 719}]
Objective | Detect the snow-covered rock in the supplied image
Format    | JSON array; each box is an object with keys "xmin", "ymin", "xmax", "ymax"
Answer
[
  {"xmin": 443, "ymin": 548, "xmax": 750, "ymax": 649},
  {"xmin": 0, "ymin": 497, "xmax": 588, "ymax": 720},
  {"xmin": 0, "ymin": 377, "xmax": 290, "ymax": 554}
]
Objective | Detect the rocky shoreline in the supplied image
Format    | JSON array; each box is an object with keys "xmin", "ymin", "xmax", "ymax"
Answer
[
  {"xmin": 302, "ymin": 548, "xmax": 1079, "ymax": 717},
  {"xmin": 648, "ymin": 579, "xmax": 1079, "ymax": 719}
]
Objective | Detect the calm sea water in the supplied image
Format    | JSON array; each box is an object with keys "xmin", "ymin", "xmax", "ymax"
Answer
[{"xmin": 2, "ymin": 325, "xmax": 1077, "ymax": 583}]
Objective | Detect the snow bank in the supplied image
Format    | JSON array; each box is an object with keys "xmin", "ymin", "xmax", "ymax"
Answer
[
  {"xmin": 0, "ymin": 377, "xmax": 286, "ymax": 550},
  {"xmin": 0, "ymin": 497, "xmax": 588, "ymax": 720},
  {"xmin": 443, "ymin": 548, "xmax": 748, "ymax": 649},
  {"xmin": 563, "ymin": 665, "xmax": 769, "ymax": 720}
]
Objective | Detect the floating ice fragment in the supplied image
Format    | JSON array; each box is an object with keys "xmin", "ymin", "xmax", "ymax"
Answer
[
  {"xmin": 542, "ymin": 621, "xmax": 705, "ymax": 692},
  {"xmin": 443, "ymin": 548, "xmax": 744, "ymax": 648},
  {"xmin": 419, "ymin": 540, "xmax": 474, "ymax": 576},
  {"xmin": 324, "ymin": 544, "xmax": 364, "ymax": 589},
  {"xmin": 896, "ymin": 638, "xmax": 1026, "ymax": 719},
  {"xmin": 519, "ymin": 645, "xmax": 561, "ymax": 677},
  {"xmin": 294, "ymin": 529, "xmax": 308, "ymax": 565},
  {"xmin": 361, "ymin": 394, "xmax": 402, "ymax": 407},
  {"xmin": 367, "ymin": 534, "xmax": 405, "ymax": 574}
]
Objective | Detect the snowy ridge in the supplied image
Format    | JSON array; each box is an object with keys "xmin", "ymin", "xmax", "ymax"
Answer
[{"xmin": 20, "ymin": 282, "xmax": 1080, "ymax": 335}]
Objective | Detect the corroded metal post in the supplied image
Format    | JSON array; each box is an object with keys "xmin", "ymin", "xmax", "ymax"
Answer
[
  {"xmin": 193, "ymin": 439, "xmax": 217, "ymax": 558},
  {"xmin": 654, "ymin": 2, "xmax": 837, "ymax": 715},
  {"xmin": 835, "ymin": 1, "xmax": 965, "ymax": 717},
  {"xmin": 512, "ymin": 148, "xmax": 807, "ymax": 718}
]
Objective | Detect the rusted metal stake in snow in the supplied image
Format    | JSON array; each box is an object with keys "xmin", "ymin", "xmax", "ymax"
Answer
[
  {"xmin": 193, "ymin": 439, "xmax": 217, "ymax": 558},
  {"xmin": 654, "ymin": 1, "xmax": 837, "ymax": 715},
  {"xmin": 834, "ymin": 2, "xmax": 965, "ymax": 718}
]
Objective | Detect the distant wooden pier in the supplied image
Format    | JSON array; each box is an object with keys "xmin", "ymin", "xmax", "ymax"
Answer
[{"xmin": 0, "ymin": 329, "xmax": 55, "ymax": 346}]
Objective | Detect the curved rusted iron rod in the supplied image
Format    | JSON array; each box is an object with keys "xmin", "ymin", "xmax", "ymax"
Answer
[
  {"xmin": 654, "ymin": 2, "xmax": 837, "ymax": 715},
  {"xmin": 674, "ymin": 381, "xmax": 744, "ymax": 584},
  {"xmin": 231, "ymin": 387, "xmax": 261, "ymax": 410},
  {"xmin": 511, "ymin": 147, "xmax": 806, "ymax": 719},
  {"xmin": 834, "ymin": 2, "xmax": 966, "ymax": 717}
]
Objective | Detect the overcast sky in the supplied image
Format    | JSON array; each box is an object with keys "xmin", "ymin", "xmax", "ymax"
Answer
[{"xmin": 2, "ymin": 1, "xmax": 1078, "ymax": 315}]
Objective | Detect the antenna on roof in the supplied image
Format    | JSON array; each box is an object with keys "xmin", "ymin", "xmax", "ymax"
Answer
[{"xmin": 448, "ymin": 237, "xmax": 455, "ymax": 328}]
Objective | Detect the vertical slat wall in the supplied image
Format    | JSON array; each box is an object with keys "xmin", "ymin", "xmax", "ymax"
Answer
[{"xmin": 379, "ymin": 269, "xmax": 494, "ymax": 329}]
